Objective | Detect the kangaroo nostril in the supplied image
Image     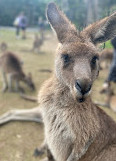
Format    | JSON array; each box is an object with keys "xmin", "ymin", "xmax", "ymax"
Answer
[
  {"xmin": 75, "ymin": 81, "xmax": 82, "ymax": 93},
  {"xmin": 75, "ymin": 80, "xmax": 92, "ymax": 95}
]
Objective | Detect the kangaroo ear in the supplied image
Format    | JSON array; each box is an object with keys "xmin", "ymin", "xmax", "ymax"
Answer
[
  {"xmin": 46, "ymin": 2, "xmax": 78, "ymax": 43},
  {"xmin": 82, "ymin": 12, "xmax": 116, "ymax": 44}
]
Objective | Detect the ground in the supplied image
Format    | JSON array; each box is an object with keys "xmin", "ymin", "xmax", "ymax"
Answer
[{"xmin": 0, "ymin": 28, "xmax": 116, "ymax": 161}]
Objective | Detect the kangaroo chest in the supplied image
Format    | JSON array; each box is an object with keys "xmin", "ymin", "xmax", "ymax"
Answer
[{"xmin": 41, "ymin": 102, "xmax": 100, "ymax": 161}]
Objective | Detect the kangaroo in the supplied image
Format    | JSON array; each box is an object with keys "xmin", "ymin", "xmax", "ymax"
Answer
[
  {"xmin": 0, "ymin": 2, "xmax": 116, "ymax": 161},
  {"xmin": 32, "ymin": 33, "xmax": 44, "ymax": 53},
  {"xmin": 99, "ymin": 48, "xmax": 113, "ymax": 70},
  {"xmin": 38, "ymin": 3, "xmax": 116, "ymax": 161},
  {"xmin": 0, "ymin": 51, "xmax": 35, "ymax": 92},
  {"xmin": 0, "ymin": 42, "xmax": 8, "ymax": 52}
]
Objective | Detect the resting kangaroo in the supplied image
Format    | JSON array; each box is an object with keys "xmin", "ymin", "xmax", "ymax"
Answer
[
  {"xmin": 0, "ymin": 52, "xmax": 35, "ymax": 92},
  {"xmin": 0, "ymin": 2, "xmax": 116, "ymax": 161}
]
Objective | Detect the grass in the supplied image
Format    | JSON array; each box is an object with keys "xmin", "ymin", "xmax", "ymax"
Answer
[
  {"xmin": 0, "ymin": 28, "xmax": 116, "ymax": 161},
  {"xmin": 105, "ymin": 40, "xmax": 113, "ymax": 49},
  {"xmin": 99, "ymin": 40, "xmax": 113, "ymax": 49}
]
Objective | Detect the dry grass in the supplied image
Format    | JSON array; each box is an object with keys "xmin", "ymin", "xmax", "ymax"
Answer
[{"xmin": 0, "ymin": 28, "xmax": 116, "ymax": 161}]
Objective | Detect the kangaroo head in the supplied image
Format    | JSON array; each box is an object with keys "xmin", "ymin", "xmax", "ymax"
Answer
[
  {"xmin": 24, "ymin": 73, "xmax": 35, "ymax": 91},
  {"xmin": 47, "ymin": 3, "xmax": 116, "ymax": 103}
]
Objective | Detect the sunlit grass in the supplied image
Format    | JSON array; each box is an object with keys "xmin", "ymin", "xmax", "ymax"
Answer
[{"xmin": 105, "ymin": 40, "xmax": 113, "ymax": 49}]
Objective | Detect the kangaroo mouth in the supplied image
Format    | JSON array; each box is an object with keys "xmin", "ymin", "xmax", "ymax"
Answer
[
  {"xmin": 71, "ymin": 86, "xmax": 91, "ymax": 103},
  {"xmin": 77, "ymin": 97, "xmax": 85, "ymax": 103},
  {"xmin": 75, "ymin": 90, "xmax": 91, "ymax": 103}
]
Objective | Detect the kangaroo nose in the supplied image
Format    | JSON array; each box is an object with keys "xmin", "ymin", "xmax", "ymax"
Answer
[{"xmin": 75, "ymin": 79, "xmax": 92, "ymax": 95}]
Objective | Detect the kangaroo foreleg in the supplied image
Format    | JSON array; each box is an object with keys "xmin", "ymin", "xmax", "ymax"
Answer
[
  {"xmin": 34, "ymin": 141, "xmax": 55, "ymax": 161},
  {"xmin": 0, "ymin": 107, "xmax": 43, "ymax": 125},
  {"xmin": 34, "ymin": 140, "xmax": 47, "ymax": 157},
  {"xmin": 39, "ymin": 148, "xmax": 55, "ymax": 161},
  {"xmin": 67, "ymin": 138, "xmax": 93, "ymax": 161}
]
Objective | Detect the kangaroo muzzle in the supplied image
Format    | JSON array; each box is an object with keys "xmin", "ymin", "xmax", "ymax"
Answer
[{"xmin": 75, "ymin": 79, "xmax": 92, "ymax": 102}]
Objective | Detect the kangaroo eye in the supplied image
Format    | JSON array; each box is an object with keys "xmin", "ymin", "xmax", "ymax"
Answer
[
  {"xmin": 62, "ymin": 54, "xmax": 70, "ymax": 63},
  {"xmin": 91, "ymin": 55, "xmax": 99, "ymax": 69}
]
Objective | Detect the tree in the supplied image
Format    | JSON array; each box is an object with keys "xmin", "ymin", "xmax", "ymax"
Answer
[{"xmin": 0, "ymin": 0, "xmax": 116, "ymax": 27}]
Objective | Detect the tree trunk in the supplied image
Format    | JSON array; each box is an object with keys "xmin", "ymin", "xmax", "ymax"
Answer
[{"xmin": 84, "ymin": 0, "xmax": 99, "ymax": 25}]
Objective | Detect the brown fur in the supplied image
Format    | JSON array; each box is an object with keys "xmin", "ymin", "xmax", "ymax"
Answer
[
  {"xmin": 0, "ymin": 52, "xmax": 24, "ymax": 76},
  {"xmin": 38, "ymin": 3, "xmax": 116, "ymax": 161},
  {"xmin": 99, "ymin": 49, "xmax": 113, "ymax": 69},
  {"xmin": 0, "ymin": 51, "xmax": 35, "ymax": 92},
  {"xmin": 0, "ymin": 42, "xmax": 7, "ymax": 52},
  {"xmin": 0, "ymin": 3, "xmax": 116, "ymax": 161},
  {"xmin": 32, "ymin": 33, "xmax": 44, "ymax": 53}
]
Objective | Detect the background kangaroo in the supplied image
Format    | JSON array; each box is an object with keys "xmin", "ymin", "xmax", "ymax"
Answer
[
  {"xmin": 0, "ymin": 51, "xmax": 35, "ymax": 92},
  {"xmin": 0, "ymin": 42, "xmax": 8, "ymax": 52},
  {"xmin": 32, "ymin": 33, "xmax": 44, "ymax": 53},
  {"xmin": 99, "ymin": 48, "xmax": 113, "ymax": 70},
  {"xmin": 0, "ymin": 2, "xmax": 116, "ymax": 161}
]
